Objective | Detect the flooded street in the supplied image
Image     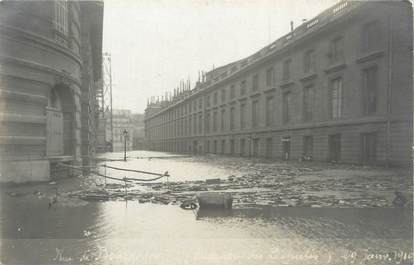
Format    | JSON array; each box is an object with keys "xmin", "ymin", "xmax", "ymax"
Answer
[
  {"xmin": 97, "ymin": 152, "xmax": 241, "ymax": 183},
  {"xmin": 1, "ymin": 151, "xmax": 413, "ymax": 265}
]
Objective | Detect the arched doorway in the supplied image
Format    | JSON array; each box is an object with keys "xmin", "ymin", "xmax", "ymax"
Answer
[
  {"xmin": 46, "ymin": 84, "xmax": 74, "ymax": 157},
  {"xmin": 46, "ymin": 87, "xmax": 64, "ymax": 156}
]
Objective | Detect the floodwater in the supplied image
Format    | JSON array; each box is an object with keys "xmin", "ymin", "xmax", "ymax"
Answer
[
  {"xmin": 96, "ymin": 151, "xmax": 241, "ymax": 182},
  {"xmin": 1, "ymin": 151, "xmax": 412, "ymax": 265}
]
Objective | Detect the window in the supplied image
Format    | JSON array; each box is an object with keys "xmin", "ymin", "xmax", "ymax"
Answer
[
  {"xmin": 303, "ymin": 85, "xmax": 314, "ymax": 121},
  {"xmin": 198, "ymin": 114, "xmax": 202, "ymax": 133},
  {"xmin": 230, "ymin": 106, "xmax": 235, "ymax": 130},
  {"xmin": 221, "ymin": 89, "xmax": 226, "ymax": 103},
  {"xmin": 240, "ymin": 103, "xmax": 246, "ymax": 129},
  {"xmin": 193, "ymin": 101, "xmax": 196, "ymax": 112},
  {"xmin": 330, "ymin": 78, "xmax": 342, "ymax": 119},
  {"xmin": 221, "ymin": 108, "xmax": 226, "ymax": 131},
  {"xmin": 240, "ymin": 80, "xmax": 246, "ymax": 95},
  {"xmin": 265, "ymin": 97, "xmax": 275, "ymax": 126},
  {"xmin": 54, "ymin": 0, "xmax": 68, "ymax": 39},
  {"xmin": 283, "ymin": 59, "xmax": 291, "ymax": 81},
  {"xmin": 205, "ymin": 140, "xmax": 210, "ymax": 153},
  {"xmin": 329, "ymin": 37, "xmax": 344, "ymax": 63},
  {"xmin": 252, "ymin": 74, "xmax": 259, "ymax": 91},
  {"xmin": 205, "ymin": 112, "xmax": 210, "ymax": 133},
  {"xmin": 188, "ymin": 116, "xmax": 192, "ymax": 135},
  {"xmin": 193, "ymin": 115, "xmax": 197, "ymax": 134},
  {"xmin": 252, "ymin": 100, "xmax": 259, "ymax": 127},
  {"xmin": 206, "ymin": 95, "xmax": 210, "ymax": 107},
  {"xmin": 221, "ymin": 139, "xmax": 226, "ymax": 154},
  {"xmin": 213, "ymin": 140, "xmax": 217, "ymax": 153},
  {"xmin": 213, "ymin": 111, "xmax": 217, "ymax": 132},
  {"xmin": 214, "ymin": 92, "xmax": 218, "ymax": 105},
  {"xmin": 283, "ymin": 91, "xmax": 291, "ymax": 123},
  {"xmin": 362, "ymin": 21, "xmax": 380, "ymax": 51},
  {"xmin": 230, "ymin": 139, "xmax": 235, "ymax": 155},
  {"xmin": 49, "ymin": 88, "xmax": 60, "ymax": 109},
  {"xmin": 362, "ymin": 67, "xmax": 377, "ymax": 114},
  {"xmin": 230, "ymin": 85, "xmax": 235, "ymax": 98},
  {"xmin": 184, "ymin": 119, "xmax": 187, "ymax": 135},
  {"xmin": 266, "ymin": 67, "xmax": 275, "ymax": 87},
  {"xmin": 304, "ymin": 50, "xmax": 314, "ymax": 73},
  {"xmin": 303, "ymin": 136, "xmax": 313, "ymax": 159}
]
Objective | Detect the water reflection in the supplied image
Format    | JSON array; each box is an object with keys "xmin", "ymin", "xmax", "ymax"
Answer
[
  {"xmin": 0, "ymin": 150, "xmax": 412, "ymax": 265},
  {"xmin": 2, "ymin": 190, "xmax": 412, "ymax": 265},
  {"xmin": 0, "ymin": 180, "xmax": 102, "ymax": 265}
]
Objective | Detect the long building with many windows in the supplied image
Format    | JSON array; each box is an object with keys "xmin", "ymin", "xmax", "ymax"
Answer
[{"xmin": 144, "ymin": 1, "xmax": 413, "ymax": 166}]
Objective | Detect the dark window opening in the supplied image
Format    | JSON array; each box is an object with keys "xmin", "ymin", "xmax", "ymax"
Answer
[
  {"xmin": 362, "ymin": 67, "xmax": 377, "ymax": 114},
  {"xmin": 283, "ymin": 91, "xmax": 291, "ymax": 123},
  {"xmin": 283, "ymin": 59, "xmax": 291, "ymax": 81}
]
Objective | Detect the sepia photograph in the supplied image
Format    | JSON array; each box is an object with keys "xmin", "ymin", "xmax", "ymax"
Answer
[{"xmin": 0, "ymin": 0, "xmax": 413, "ymax": 264}]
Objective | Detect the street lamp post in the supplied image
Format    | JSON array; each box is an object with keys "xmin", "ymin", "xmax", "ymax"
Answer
[{"xmin": 123, "ymin": 129, "xmax": 128, "ymax": 162}]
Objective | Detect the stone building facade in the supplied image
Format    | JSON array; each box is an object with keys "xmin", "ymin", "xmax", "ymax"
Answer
[
  {"xmin": 145, "ymin": 1, "xmax": 412, "ymax": 166},
  {"xmin": 0, "ymin": 1, "xmax": 103, "ymax": 182}
]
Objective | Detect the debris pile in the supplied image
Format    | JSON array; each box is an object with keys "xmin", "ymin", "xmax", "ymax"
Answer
[{"xmin": 65, "ymin": 160, "xmax": 412, "ymax": 208}]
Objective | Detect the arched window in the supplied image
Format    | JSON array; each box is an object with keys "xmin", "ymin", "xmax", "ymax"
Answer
[{"xmin": 48, "ymin": 88, "xmax": 62, "ymax": 110}]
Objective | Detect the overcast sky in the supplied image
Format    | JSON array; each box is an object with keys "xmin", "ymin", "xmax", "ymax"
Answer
[{"xmin": 102, "ymin": 0, "xmax": 339, "ymax": 114}]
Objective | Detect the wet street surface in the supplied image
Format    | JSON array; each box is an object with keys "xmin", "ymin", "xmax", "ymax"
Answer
[
  {"xmin": 80, "ymin": 151, "xmax": 412, "ymax": 208},
  {"xmin": 1, "ymin": 151, "xmax": 413, "ymax": 264}
]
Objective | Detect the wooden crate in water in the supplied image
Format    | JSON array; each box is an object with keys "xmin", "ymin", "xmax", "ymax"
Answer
[{"xmin": 196, "ymin": 192, "xmax": 233, "ymax": 209}]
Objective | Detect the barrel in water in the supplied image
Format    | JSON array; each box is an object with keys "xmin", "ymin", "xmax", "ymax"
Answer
[{"xmin": 196, "ymin": 192, "xmax": 233, "ymax": 209}]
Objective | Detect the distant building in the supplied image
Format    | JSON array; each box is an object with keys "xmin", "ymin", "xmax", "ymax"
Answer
[
  {"xmin": 0, "ymin": 1, "xmax": 104, "ymax": 182},
  {"xmin": 108, "ymin": 109, "xmax": 134, "ymax": 152},
  {"xmin": 145, "ymin": 1, "xmax": 412, "ymax": 166},
  {"xmin": 131, "ymin": 113, "xmax": 145, "ymax": 150}
]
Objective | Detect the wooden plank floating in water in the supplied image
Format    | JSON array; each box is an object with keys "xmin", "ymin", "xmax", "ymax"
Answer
[{"xmin": 196, "ymin": 192, "xmax": 233, "ymax": 209}]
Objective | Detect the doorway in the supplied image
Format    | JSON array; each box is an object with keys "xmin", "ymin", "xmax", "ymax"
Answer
[
  {"xmin": 193, "ymin": 140, "xmax": 198, "ymax": 154},
  {"xmin": 252, "ymin": 138, "xmax": 259, "ymax": 157},
  {"xmin": 361, "ymin": 132, "xmax": 376, "ymax": 164},
  {"xmin": 282, "ymin": 137, "xmax": 291, "ymax": 160},
  {"xmin": 46, "ymin": 88, "xmax": 64, "ymax": 156},
  {"xmin": 328, "ymin": 134, "xmax": 341, "ymax": 162},
  {"xmin": 240, "ymin": 138, "xmax": 245, "ymax": 156}
]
